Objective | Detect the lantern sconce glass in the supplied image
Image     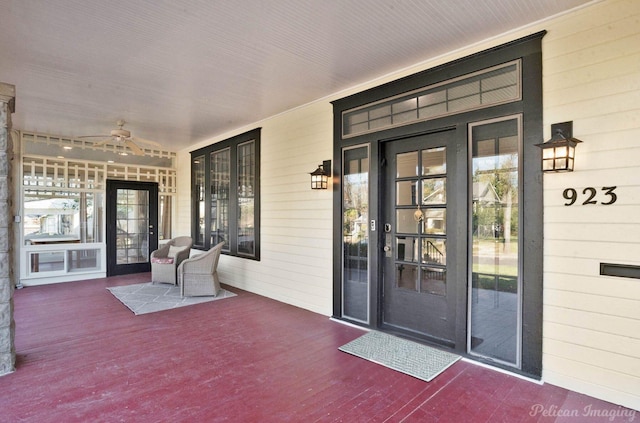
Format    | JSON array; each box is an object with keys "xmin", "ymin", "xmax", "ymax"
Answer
[
  {"xmin": 535, "ymin": 121, "xmax": 583, "ymax": 172},
  {"xmin": 310, "ymin": 160, "xmax": 331, "ymax": 190}
]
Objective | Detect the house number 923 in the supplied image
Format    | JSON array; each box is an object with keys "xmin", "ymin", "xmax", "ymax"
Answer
[{"xmin": 563, "ymin": 186, "xmax": 617, "ymax": 206}]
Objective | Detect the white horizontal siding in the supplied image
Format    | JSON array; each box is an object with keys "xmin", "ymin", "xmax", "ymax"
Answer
[
  {"xmin": 543, "ymin": 240, "xmax": 640, "ymax": 264},
  {"xmin": 544, "ymin": 223, "xmax": 640, "ymax": 242},
  {"xmin": 545, "ymin": 289, "xmax": 640, "ymax": 320},
  {"xmin": 543, "ymin": 367, "xmax": 640, "ymax": 412},
  {"xmin": 174, "ymin": 151, "xmax": 193, "ymax": 240},
  {"xmin": 175, "ymin": 101, "xmax": 334, "ymax": 315},
  {"xmin": 545, "ymin": 306, "xmax": 640, "ymax": 339},
  {"xmin": 540, "ymin": 0, "xmax": 640, "ymax": 410}
]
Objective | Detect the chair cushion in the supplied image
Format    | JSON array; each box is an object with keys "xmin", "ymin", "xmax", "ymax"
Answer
[
  {"xmin": 151, "ymin": 257, "xmax": 174, "ymax": 264},
  {"xmin": 168, "ymin": 246, "xmax": 187, "ymax": 258}
]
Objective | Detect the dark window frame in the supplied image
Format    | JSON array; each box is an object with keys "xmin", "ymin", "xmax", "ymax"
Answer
[{"xmin": 190, "ymin": 128, "xmax": 261, "ymax": 260}]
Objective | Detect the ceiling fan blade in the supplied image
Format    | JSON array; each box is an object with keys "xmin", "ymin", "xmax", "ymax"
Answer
[
  {"xmin": 124, "ymin": 139, "xmax": 145, "ymax": 156},
  {"xmin": 132, "ymin": 136, "xmax": 162, "ymax": 147},
  {"xmin": 78, "ymin": 135, "xmax": 111, "ymax": 139},
  {"xmin": 92, "ymin": 138, "xmax": 112, "ymax": 147}
]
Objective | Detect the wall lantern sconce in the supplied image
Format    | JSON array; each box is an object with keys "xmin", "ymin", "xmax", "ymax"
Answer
[
  {"xmin": 310, "ymin": 160, "xmax": 331, "ymax": 190},
  {"xmin": 536, "ymin": 121, "xmax": 583, "ymax": 172}
]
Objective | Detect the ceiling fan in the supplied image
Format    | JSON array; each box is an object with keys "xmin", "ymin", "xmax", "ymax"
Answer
[{"xmin": 79, "ymin": 120, "xmax": 161, "ymax": 155}]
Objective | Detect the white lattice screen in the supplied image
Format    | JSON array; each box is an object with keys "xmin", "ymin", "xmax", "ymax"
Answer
[{"xmin": 20, "ymin": 131, "xmax": 177, "ymax": 193}]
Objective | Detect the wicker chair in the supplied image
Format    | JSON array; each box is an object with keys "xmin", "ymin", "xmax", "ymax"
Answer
[
  {"xmin": 178, "ymin": 241, "xmax": 225, "ymax": 297},
  {"xmin": 150, "ymin": 236, "xmax": 193, "ymax": 285}
]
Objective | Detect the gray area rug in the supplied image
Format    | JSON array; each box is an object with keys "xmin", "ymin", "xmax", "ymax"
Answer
[
  {"xmin": 339, "ymin": 331, "xmax": 460, "ymax": 382},
  {"xmin": 107, "ymin": 282, "xmax": 236, "ymax": 315}
]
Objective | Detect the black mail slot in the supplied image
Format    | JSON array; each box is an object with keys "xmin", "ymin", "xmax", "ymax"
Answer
[{"xmin": 600, "ymin": 263, "xmax": 640, "ymax": 279}]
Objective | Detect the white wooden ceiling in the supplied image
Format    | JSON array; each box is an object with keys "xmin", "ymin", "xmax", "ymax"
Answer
[{"xmin": 0, "ymin": 0, "xmax": 592, "ymax": 151}]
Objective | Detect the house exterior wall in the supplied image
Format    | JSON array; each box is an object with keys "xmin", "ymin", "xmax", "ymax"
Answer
[
  {"xmin": 539, "ymin": 0, "xmax": 640, "ymax": 410},
  {"xmin": 174, "ymin": 0, "xmax": 639, "ymax": 409},
  {"xmin": 176, "ymin": 102, "xmax": 335, "ymax": 315}
]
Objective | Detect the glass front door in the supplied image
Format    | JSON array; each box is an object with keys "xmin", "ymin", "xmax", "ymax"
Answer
[
  {"xmin": 106, "ymin": 180, "xmax": 158, "ymax": 276},
  {"xmin": 381, "ymin": 129, "xmax": 457, "ymax": 345}
]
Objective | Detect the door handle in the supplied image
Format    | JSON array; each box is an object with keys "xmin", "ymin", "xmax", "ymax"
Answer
[{"xmin": 384, "ymin": 233, "xmax": 392, "ymax": 257}]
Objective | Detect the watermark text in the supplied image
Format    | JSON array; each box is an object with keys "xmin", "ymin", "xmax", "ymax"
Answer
[{"xmin": 529, "ymin": 404, "xmax": 636, "ymax": 421}]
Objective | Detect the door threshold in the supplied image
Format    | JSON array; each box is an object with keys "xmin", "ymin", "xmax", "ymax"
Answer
[
  {"xmin": 462, "ymin": 357, "xmax": 544, "ymax": 385},
  {"xmin": 330, "ymin": 317, "xmax": 372, "ymax": 331}
]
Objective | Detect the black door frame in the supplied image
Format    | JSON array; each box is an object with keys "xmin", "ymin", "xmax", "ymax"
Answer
[
  {"xmin": 106, "ymin": 179, "xmax": 159, "ymax": 276},
  {"xmin": 331, "ymin": 32, "xmax": 544, "ymax": 379}
]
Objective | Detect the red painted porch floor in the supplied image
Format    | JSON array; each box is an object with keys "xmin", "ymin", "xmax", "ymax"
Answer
[{"xmin": 1, "ymin": 274, "xmax": 636, "ymax": 422}]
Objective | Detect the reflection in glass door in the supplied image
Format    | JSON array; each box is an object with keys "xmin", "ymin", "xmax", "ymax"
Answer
[
  {"xmin": 469, "ymin": 115, "xmax": 522, "ymax": 367},
  {"xmin": 116, "ymin": 189, "xmax": 149, "ymax": 264},
  {"xmin": 106, "ymin": 180, "xmax": 158, "ymax": 276},
  {"xmin": 342, "ymin": 145, "xmax": 370, "ymax": 323}
]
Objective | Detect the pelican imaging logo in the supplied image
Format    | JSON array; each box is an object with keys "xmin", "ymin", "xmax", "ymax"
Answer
[{"xmin": 529, "ymin": 404, "xmax": 636, "ymax": 421}]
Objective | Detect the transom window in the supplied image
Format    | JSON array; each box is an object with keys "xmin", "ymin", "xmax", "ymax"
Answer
[
  {"xmin": 191, "ymin": 128, "xmax": 260, "ymax": 260},
  {"xmin": 342, "ymin": 60, "xmax": 521, "ymax": 138}
]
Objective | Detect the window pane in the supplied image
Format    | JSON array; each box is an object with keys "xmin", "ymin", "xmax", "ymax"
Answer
[
  {"xmin": 396, "ymin": 237, "xmax": 418, "ymax": 262},
  {"xmin": 342, "ymin": 146, "xmax": 369, "ymax": 322},
  {"xmin": 29, "ymin": 251, "xmax": 64, "ymax": 273},
  {"xmin": 396, "ymin": 151, "xmax": 418, "ymax": 178},
  {"xmin": 396, "ymin": 181, "xmax": 417, "ymax": 206},
  {"xmin": 24, "ymin": 190, "xmax": 103, "ymax": 244},
  {"xmin": 422, "ymin": 238, "xmax": 446, "ymax": 265},
  {"xmin": 68, "ymin": 249, "xmax": 100, "ymax": 272},
  {"xmin": 191, "ymin": 128, "xmax": 260, "ymax": 259},
  {"xmin": 396, "ymin": 209, "xmax": 420, "ymax": 234},
  {"xmin": 24, "ymin": 193, "xmax": 79, "ymax": 242},
  {"xmin": 397, "ymin": 264, "xmax": 417, "ymax": 291},
  {"xmin": 84, "ymin": 193, "xmax": 103, "ymax": 243},
  {"xmin": 210, "ymin": 149, "xmax": 230, "ymax": 250},
  {"xmin": 422, "ymin": 209, "xmax": 445, "ymax": 235},
  {"xmin": 159, "ymin": 195, "xmax": 171, "ymax": 240},
  {"xmin": 421, "ymin": 178, "xmax": 446, "ymax": 205},
  {"xmin": 422, "ymin": 147, "xmax": 446, "ymax": 175},
  {"xmin": 237, "ymin": 141, "xmax": 255, "ymax": 256},
  {"xmin": 392, "ymin": 98, "xmax": 417, "ymax": 114},
  {"xmin": 421, "ymin": 267, "xmax": 446, "ymax": 296},
  {"xmin": 193, "ymin": 155, "xmax": 205, "ymax": 247},
  {"xmin": 448, "ymin": 80, "xmax": 479, "ymax": 100},
  {"xmin": 470, "ymin": 116, "xmax": 521, "ymax": 366}
]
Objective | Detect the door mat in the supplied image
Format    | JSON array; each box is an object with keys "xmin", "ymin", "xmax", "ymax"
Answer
[
  {"xmin": 339, "ymin": 331, "xmax": 460, "ymax": 382},
  {"xmin": 107, "ymin": 282, "xmax": 236, "ymax": 315}
]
